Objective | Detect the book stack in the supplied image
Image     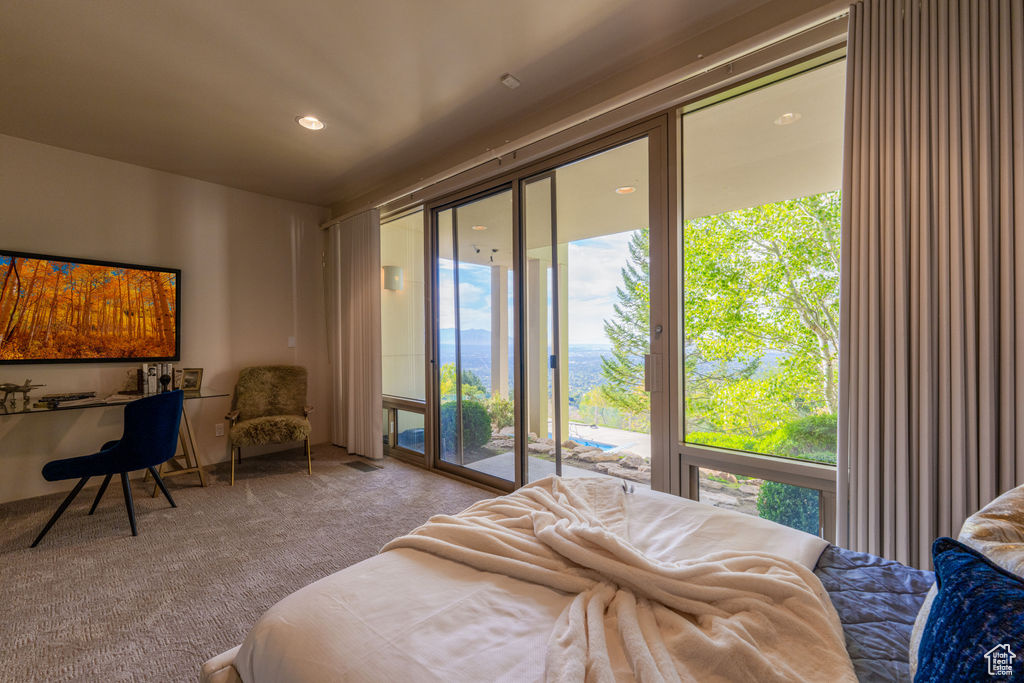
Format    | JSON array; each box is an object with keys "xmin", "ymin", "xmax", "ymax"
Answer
[{"xmin": 138, "ymin": 363, "xmax": 178, "ymax": 394}]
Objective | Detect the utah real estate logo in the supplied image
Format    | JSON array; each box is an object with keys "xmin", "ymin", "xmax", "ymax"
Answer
[{"xmin": 985, "ymin": 644, "xmax": 1016, "ymax": 677}]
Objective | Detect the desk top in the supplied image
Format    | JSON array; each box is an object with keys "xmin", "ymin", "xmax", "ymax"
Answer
[{"xmin": 0, "ymin": 391, "xmax": 229, "ymax": 416}]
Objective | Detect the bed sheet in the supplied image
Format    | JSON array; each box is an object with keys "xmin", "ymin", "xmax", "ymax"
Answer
[{"xmin": 229, "ymin": 485, "xmax": 829, "ymax": 682}]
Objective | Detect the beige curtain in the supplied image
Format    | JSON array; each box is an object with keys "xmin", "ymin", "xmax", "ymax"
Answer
[
  {"xmin": 840, "ymin": 0, "xmax": 1024, "ymax": 568},
  {"xmin": 325, "ymin": 209, "xmax": 384, "ymax": 459}
]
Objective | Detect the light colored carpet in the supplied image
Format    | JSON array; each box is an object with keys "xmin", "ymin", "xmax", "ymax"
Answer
[{"xmin": 0, "ymin": 444, "xmax": 493, "ymax": 682}]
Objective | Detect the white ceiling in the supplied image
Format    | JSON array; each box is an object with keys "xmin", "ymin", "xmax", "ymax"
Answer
[
  {"xmin": 0, "ymin": 0, "xmax": 775, "ymax": 207},
  {"xmin": 683, "ymin": 59, "xmax": 846, "ymax": 218},
  {"xmin": 424, "ymin": 57, "xmax": 847, "ymax": 269}
]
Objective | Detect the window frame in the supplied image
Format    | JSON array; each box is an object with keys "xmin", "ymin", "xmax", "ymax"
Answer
[
  {"xmin": 670, "ymin": 51, "xmax": 846, "ymax": 542},
  {"xmin": 383, "ymin": 395, "xmax": 427, "ymax": 464},
  {"xmin": 380, "ymin": 207, "xmax": 429, "ymax": 465}
]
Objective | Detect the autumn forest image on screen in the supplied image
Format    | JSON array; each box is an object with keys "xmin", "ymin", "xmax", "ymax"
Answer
[{"xmin": 0, "ymin": 255, "xmax": 177, "ymax": 361}]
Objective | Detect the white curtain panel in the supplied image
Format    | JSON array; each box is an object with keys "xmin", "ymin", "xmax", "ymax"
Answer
[
  {"xmin": 325, "ymin": 209, "xmax": 384, "ymax": 459},
  {"xmin": 839, "ymin": 0, "xmax": 1024, "ymax": 567}
]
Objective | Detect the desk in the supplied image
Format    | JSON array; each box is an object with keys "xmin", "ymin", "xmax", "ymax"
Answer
[{"xmin": 0, "ymin": 391, "xmax": 228, "ymax": 490}]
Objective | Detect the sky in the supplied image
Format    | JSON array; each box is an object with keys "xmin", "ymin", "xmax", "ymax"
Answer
[{"xmin": 438, "ymin": 229, "xmax": 637, "ymax": 347}]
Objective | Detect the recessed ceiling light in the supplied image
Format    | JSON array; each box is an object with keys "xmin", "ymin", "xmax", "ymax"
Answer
[
  {"xmin": 773, "ymin": 112, "xmax": 801, "ymax": 126},
  {"xmin": 295, "ymin": 115, "xmax": 325, "ymax": 130},
  {"xmin": 500, "ymin": 73, "xmax": 521, "ymax": 90},
  {"xmin": 472, "ymin": 225, "xmax": 488, "ymax": 231},
  {"xmin": 615, "ymin": 186, "xmax": 637, "ymax": 195}
]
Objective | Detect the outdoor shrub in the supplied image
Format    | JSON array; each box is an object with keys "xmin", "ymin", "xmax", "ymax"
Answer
[
  {"xmin": 757, "ymin": 414, "xmax": 838, "ymax": 463},
  {"xmin": 486, "ymin": 394, "xmax": 514, "ymax": 432},
  {"xmin": 756, "ymin": 481, "xmax": 819, "ymax": 535},
  {"xmin": 440, "ymin": 400, "xmax": 492, "ymax": 451},
  {"xmin": 685, "ymin": 431, "xmax": 757, "ymax": 452},
  {"xmin": 756, "ymin": 451, "xmax": 835, "ymax": 534}
]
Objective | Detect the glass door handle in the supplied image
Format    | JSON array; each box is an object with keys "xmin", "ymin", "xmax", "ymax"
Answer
[{"xmin": 644, "ymin": 354, "xmax": 662, "ymax": 393}]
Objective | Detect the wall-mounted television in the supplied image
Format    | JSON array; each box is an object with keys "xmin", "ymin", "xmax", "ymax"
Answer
[{"xmin": 0, "ymin": 250, "xmax": 180, "ymax": 364}]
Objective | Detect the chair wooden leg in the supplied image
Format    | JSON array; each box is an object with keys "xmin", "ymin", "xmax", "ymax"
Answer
[
  {"xmin": 31, "ymin": 477, "xmax": 90, "ymax": 548},
  {"xmin": 230, "ymin": 446, "xmax": 237, "ymax": 486},
  {"xmin": 120, "ymin": 472, "xmax": 138, "ymax": 537},
  {"xmin": 148, "ymin": 467, "xmax": 176, "ymax": 508},
  {"xmin": 88, "ymin": 474, "xmax": 113, "ymax": 515},
  {"xmin": 306, "ymin": 438, "xmax": 312, "ymax": 475}
]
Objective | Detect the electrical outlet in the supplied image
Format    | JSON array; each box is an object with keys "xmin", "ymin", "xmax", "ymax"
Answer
[
  {"xmin": 287, "ymin": 336, "xmax": 297, "ymax": 348},
  {"xmin": 215, "ymin": 423, "xmax": 224, "ymax": 437}
]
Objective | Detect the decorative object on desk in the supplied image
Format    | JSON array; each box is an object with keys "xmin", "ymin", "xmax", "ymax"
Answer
[
  {"xmin": 0, "ymin": 250, "xmax": 179, "ymax": 364},
  {"xmin": 0, "ymin": 379, "xmax": 45, "ymax": 406},
  {"xmin": 29, "ymin": 390, "xmax": 184, "ymax": 547},
  {"xmin": 123, "ymin": 368, "xmax": 142, "ymax": 393},
  {"xmin": 181, "ymin": 368, "xmax": 203, "ymax": 392},
  {"xmin": 36, "ymin": 391, "xmax": 97, "ymax": 408},
  {"xmin": 226, "ymin": 365, "xmax": 313, "ymax": 485},
  {"xmin": 159, "ymin": 374, "xmax": 171, "ymax": 392}
]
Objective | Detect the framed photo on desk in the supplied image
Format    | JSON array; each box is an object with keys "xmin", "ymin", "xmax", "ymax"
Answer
[{"xmin": 181, "ymin": 368, "xmax": 203, "ymax": 393}]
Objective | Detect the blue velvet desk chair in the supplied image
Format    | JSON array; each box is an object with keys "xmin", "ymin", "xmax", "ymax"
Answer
[{"xmin": 30, "ymin": 390, "xmax": 184, "ymax": 548}]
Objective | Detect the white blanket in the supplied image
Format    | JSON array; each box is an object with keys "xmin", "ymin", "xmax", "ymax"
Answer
[
  {"xmin": 229, "ymin": 478, "xmax": 852, "ymax": 682},
  {"xmin": 382, "ymin": 476, "xmax": 854, "ymax": 682}
]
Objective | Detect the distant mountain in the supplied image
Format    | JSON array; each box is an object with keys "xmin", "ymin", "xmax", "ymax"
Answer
[
  {"xmin": 439, "ymin": 328, "xmax": 612, "ymax": 350},
  {"xmin": 438, "ymin": 328, "xmax": 493, "ymax": 346}
]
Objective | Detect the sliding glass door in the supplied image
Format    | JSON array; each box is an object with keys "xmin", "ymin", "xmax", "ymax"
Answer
[
  {"xmin": 430, "ymin": 123, "xmax": 666, "ymax": 491},
  {"xmin": 434, "ymin": 188, "xmax": 517, "ymax": 485},
  {"xmin": 521, "ymin": 138, "xmax": 654, "ymax": 487}
]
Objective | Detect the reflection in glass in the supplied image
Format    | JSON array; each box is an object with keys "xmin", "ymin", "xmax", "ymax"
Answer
[
  {"xmin": 396, "ymin": 410, "xmax": 425, "ymax": 454},
  {"xmin": 380, "ymin": 210, "xmax": 425, "ymax": 400}
]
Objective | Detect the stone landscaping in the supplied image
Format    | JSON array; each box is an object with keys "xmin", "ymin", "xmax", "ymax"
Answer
[
  {"xmin": 477, "ymin": 428, "xmax": 763, "ymax": 518},
  {"xmin": 481, "ymin": 428, "xmax": 763, "ymax": 516},
  {"xmin": 697, "ymin": 471, "xmax": 761, "ymax": 516}
]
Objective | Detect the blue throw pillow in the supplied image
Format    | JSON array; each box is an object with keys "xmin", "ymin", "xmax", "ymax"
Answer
[{"xmin": 915, "ymin": 537, "xmax": 1024, "ymax": 682}]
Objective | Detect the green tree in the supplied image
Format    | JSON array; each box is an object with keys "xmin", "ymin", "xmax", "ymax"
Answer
[
  {"xmin": 579, "ymin": 387, "xmax": 609, "ymax": 425},
  {"xmin": 439, "ymin": 362, "xmax": 486, "ymax": 401},
  {"xmin": 485, "ymin": 394, "xmax": 514, "ymax": 431},
  {"xmin": 684, "ymin": 191, "xmax": 840, "ymax": 444},
  {"xmin": 600, "ymin": 227, "xmax": 650, "ymax": 419}
]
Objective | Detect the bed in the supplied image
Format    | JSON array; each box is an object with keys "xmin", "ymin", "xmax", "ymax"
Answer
[{"xmin": 201, "ymin": 478, "xmax": 934, "ymax": 683}]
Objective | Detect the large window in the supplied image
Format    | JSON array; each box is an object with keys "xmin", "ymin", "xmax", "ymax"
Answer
[
  {"xmin": 680, "ymin": 58, "xmax": 845, "ymax": 536},
  {"xmin": 381, "ymin": 209, "xmax": 426, "ymax": 401},
  {"xmin": 381, "ymin": 209, "xmax": 426, "ymax": 462}
]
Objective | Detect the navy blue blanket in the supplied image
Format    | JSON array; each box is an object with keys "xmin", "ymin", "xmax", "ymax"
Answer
[{"xmin": 814, "ymin": 545, "xmax": 935, "ymax": 682}]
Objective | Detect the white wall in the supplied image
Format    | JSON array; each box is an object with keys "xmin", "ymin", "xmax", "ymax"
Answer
[
  {"xmin": 380, "ymin": 211, "xmax": 425, "ymax": 400},
  {"xmin": 0, "ymin": 134, "xmax": 328, "ymax": 504}
]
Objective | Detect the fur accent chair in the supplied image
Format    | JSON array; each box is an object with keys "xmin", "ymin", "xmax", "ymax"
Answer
[{"xmin": 226, "ymin": 365, "xmax": 313, "ymax": 485}]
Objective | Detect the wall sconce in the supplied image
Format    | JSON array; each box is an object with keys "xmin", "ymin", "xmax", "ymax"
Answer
[{"xmin": 383, "ymin": 266, "xmax": 404, "ymax": 291}]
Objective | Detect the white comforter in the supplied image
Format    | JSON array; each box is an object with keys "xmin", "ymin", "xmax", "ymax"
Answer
[{"xmin": 232, "ymin": 477, "xmax": 853, "ymax": 682}]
